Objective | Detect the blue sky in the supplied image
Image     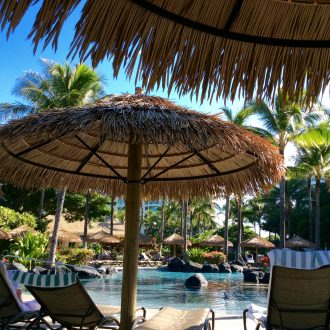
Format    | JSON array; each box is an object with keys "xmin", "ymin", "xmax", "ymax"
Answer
[{"xmin": 0, "ymin": 4, "xmax": 245, "ymax": 115}]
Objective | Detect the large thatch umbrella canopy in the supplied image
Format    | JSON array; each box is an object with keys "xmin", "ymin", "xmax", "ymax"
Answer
[
  {"xmin": 55, "ymin": 230, "xmax": 82, "ymax": 244},
  {"xmin": 86, "ymin": 230, "xmax": 113, "ymax": 242},
  {"xmin": 0, "ymin": 93, "xmax": 283, "ymax": 330},
  {"xmin": 200, "ymin": 234, "xmax": 233, "ymax": 248},
  {"xmin": 0, "ymin": 94, "xmax": 283, "ymax": 198},
  {"xmin": 1, "ymin": 1, "xmax": 329, "ymax": 103},
  {"xmin": 286, "ymin": 236, "xmax": 315, "ymax": 249},
  {"xmin": 98, "ymin": 235, "xmax": 122, "ymax": 245}
]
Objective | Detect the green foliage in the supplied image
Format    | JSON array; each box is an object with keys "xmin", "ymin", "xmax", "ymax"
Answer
[
  {"xmin": 191, "ymin": 229, "xmax": 215, "ymax": 244},
  {"xmin": 56, "ymin": 248, "xmax": 94, "ymax": 265},
  {"xmin": 9, "ymin": 232, "xmax": 48, "ymax": 268},
  {"xmin": 202, "ymin": 251, "xmax": 226, "ymax": 264},
  {"xmin": 64, "ymin": 192, "xmax": 111, "ymax": 223},
  {"xmin": 187, "ymin": 247, "xmax": 204, "ymax": 263},
  {"xmin": 0, "ymin": 206, "xmax": 37, "ymax": 230}
]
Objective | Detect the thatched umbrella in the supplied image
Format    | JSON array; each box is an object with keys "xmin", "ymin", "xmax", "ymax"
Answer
[
  {"xmin": 139, "ymin": 233, "xmax": 153, "ymax": 247},
  {"xmin": 0, "ymin": 93, "xmax": 283, "ymax": 329},
  {"xmin": 1, "ymin": 1, "xmax": 330, "ymax": 104},
  {"xmin": 0, "ymin": 229, "xmax": 11, "ymax": 240},
  {"xmin": 9, "ymin": 225, "xmax": 36, "ymax": 239},
  {"xmin": 86, "ymin": 230, "xmax": 113, "ymax": 242},
  {"xmin": 200, "ymin": 235, "xmax": 233, "ymax": 249},
  {"xmin": 56, "ymin": 230, "xmax": 82, "ymax": 244},
  {"xmin": 286, "ymin": 236, "xmax": 315, "ymax": 249},
  {"xmin": 162, "ymin": 233, "xmax": 192, "ymax": 257},
  {"xmin": 240, "ymin": 236, "xmax": 275, "ymax": 263},
  {"xmin": 98, "ymin": 235, "xmax": 122, "ymax": 245}
]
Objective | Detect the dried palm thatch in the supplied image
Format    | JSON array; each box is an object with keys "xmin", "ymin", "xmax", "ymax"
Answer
[
  {"xmin": 240, "ymin": 236, "xmax": 275, "ymax": 249},
  {"xmin": 0, "ymin": 94, "xmax": 283, "ymax": 199},
  {"xmin": 286, "ymin": 236, "xmax": 315, "ymax": 249},
  {"xmin": 0, "ymin": 228, "xmax": 11, "ymax": 240},
  {"xmin": 9, "ymin": 225, "xmax": 36, "ymax": 239},
  {"xmin": 200, "ymin": 234, "xmax": 233, "ymax": 248},
  {"xmin": 54, "ymin": 229, "xmax": 82, "ymax": 243},
  {"xmin": 1, "ymin": 1, "xmax": 330, "ymax": 103},
  {"xmin": 98, "ymin": 235, "xmax": 122, "ymax": 245},
  {"xmin": 162, "ymin": 233, "xmax": 191, "ymax": 246}
]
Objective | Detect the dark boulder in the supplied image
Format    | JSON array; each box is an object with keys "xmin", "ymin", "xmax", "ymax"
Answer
[
  {"xmin": 184, "ymin": 261, "xmax": 203, "ymax": 272},
  {"xmin": 230, "ymin": 264, "xmax": 243, "ymax": 273},
  {"xmin": 218, "ymin": 262, "xmax": 231, "ymax": 273},
  {"xmin": 67, "ymin": 265, "xmax": 102, "ymax": 279},
  {"xmin": 97, "ymin": 265, "xmax": 117, "ymax": 276},
  {"xmin": 243, "ymin": 269, "xmax": 264, "ymax": 283},
  {"xmin": 260, "ymin": 272, "xmax": 270, "ymax": 284},
  {"xmin": 202, "ymin": 264, "xmax": 219, "ymax": 273},
  {"xmin": 185, "ymin": 273, "xmax": 208, "ymax": 289},
  {"xmin": 233, "ymin": 259, "xmax": 245, "ymax": 267},
  {"xmin": 168, "ymin": 258, "xmax": 185, "ymax": 272}
]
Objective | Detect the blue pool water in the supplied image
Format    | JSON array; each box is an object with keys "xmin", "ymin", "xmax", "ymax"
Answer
[{"xmin": 82, "ymin": 269, "xmax": 268, "ymax": 314}]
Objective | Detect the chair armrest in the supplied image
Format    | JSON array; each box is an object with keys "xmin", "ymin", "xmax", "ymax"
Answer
[
  {"xmin": 203, "ymin": 309, "xmax": 215, "ymax": 330},
  {"xmin": 136, "ymin": 306, "xmax": 147, "ymax": 318},
  {"xmin": 243, "ymin": 309, "xmax": 249, "ymax": 330},
  {"xmin": 130, "ymin": 315, "xmax": 146, "ymax": 329}
]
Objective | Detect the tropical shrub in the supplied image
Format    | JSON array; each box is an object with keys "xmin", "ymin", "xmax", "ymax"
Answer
[
  {"xmin": 202, "ymin": 251, "xmax": 226, "ymax": 264},
  {"xmin": 56, "ymin": 248, "xmax": 94, "ymax": 265},
  {"xmin": 0, "ymin": 206, "xmax": 37, "ymax": 230},
  {"xmin": 187, "ymin": 247, "xmax": 204, "ymax": 263},
  {"xmin": 10, "ymin": 232, "xmax": 48, "ymax": 268}
]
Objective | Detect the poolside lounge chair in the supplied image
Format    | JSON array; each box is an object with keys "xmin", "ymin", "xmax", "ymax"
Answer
[
  {"xmin": 243, "ymin": 249, "xmax": 330, "ymax": 330},
  {"xmin": 0, "ymin": 261, "xmax": 50, "ymax": 329},
  {"xmin": 131, "ymin": 306, "xmax": 215, "ymax": 330},
  {"xmin": 12, "ymin": 271, "xmax": 146, "ymax": 329}
]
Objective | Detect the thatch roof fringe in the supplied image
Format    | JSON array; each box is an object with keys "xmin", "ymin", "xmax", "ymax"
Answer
[{"xmin": 1, "ymin": 1, "xmax": 330, "ymax": 103}]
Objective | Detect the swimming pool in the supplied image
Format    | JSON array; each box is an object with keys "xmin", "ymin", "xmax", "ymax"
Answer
[{"xmin": 82, "ymin": 269, "xmax": 268, "ymax": 315}]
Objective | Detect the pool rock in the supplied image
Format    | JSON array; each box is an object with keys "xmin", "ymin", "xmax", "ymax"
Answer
[
  {"xmin": 218, "ymin": 262, "xmax": 231, "ymax": 273},
  {"xmin": 184, "ymin": 261, "xmax": 203, "ymax": 272},
  {"xmin": 97, "ymin": 265, "xmax": 117, "ymax": 276},
  {"xmin": 243, "ymin": 269, "xmax": 264, "ymax": 283},
  {"xmin": 168, "ymin": 258, "xmax": 185, "ymax": 271},
  {"xmin": 67, "ymin": 265, "xmax": 103, "ymax": 279},
  {"xmin": 230, "ymin": 264, "xmax": 243, "ymax": 273},
  {"xmin": 185, "ymin": 273, "xmax": 208, "ymax": 289},
  {"xmin": 202, "ymin": 264, "xmax": 219, "ymax": 273},
  {"xmin": 260, "ymin": 272, "xmax": 270, "ymax": 284}
]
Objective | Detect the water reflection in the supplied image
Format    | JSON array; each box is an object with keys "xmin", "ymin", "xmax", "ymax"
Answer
[{"xmin": 82, "ymin": 270, "xmax": 268, "ymax": 314}]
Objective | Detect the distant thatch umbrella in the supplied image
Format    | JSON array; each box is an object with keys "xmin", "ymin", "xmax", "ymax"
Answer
[
  {"xmin": 240, "ymin": 236, "xmax": 275, "ymax": 262},
  {"xmin": 0, "ymin": 93, "xmax": 283, "ymax": 329},
  {"xmin": 56, "ymin": 230, "xmax": 82, "ymax": 244},
  {"xmin": 200, "ymin": 235, "xmax": 233, "ymax": 248},
  {"xmin": 286, "ymin": 236, "xmax": 315, "ymax": 249},
  {"xmin": 162, "ymin": 233, "xmax": 191, "ymax": 257},
  {"xmin": 98, "ymin": 235, "xmax": 122, "ymax": 245},
  {"xmin": 0, "ymin": 229, "xmax": 11, "ymax": 240},
  {"xmin": 10, "ymin": 226, "xmax": 36, "ymax": 239},
  {"xmin": 87, "ymin": 230, "xmax": 112, "ymax": 242}
]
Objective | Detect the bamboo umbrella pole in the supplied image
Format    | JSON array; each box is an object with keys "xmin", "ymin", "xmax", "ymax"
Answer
[{"xmin": 120, "ymin": 140, "xmax": 143, "ymax": 330}]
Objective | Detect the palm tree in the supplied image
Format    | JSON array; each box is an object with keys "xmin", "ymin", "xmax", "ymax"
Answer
[
  {"xmin": 293, "ymin": 121, "xmax": 330, "ymax": 248},
  {"xmin": 246, "ymin": 91, "xmax": 320, "ymax": 247},
  {"xmin": 220, "ymin": 106, "xmax": 268, "ymax": 257},
  {"xmin": 0, "ymin": 60, "xmax": 103, "ymax": 264}
]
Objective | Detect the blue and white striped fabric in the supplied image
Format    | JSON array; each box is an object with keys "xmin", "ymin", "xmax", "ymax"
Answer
[
  {"xmin": 12, "ymin": 271, "xmax": 77, "ymax": 288},
  {"xmin": 268, "ymin": 249, "xmax": 330, "ymax": 269}
]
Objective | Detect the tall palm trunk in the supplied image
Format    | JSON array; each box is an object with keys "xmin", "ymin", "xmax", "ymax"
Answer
[
  {"xmin": 224, "ymin": 195, "xmax": 230, "ymax": 256},
  {"xmin": 307, "ymin": 175, "xmax": 313, "ymax": 242},
  {"xmin": 158, "ymin": 200, "xmax": 165, "ymax": 254},
  {"xmin": 38, "ymin": 188, "xmax": 45, "ymax": 221},
  {"xmin": 236, "ymin": 196, "xmax": 242, "ymax": 259},
  {"xmin": 182, "ymin": 201, "xmax": 188, "ymax": 262},
  {"xmin": 83, "ymin": 189, "xmax": 91, "ymax": 248},
  {"xmin": 315, "ymin": 176, "xmax": 321, "ymax": 249},
  {"xmin": 48, "ymin": 188, "xmax": 66, "ymax": 265},
  {"xmin": 279, "ymin": 178, "xmax": 286, "ymax": 248},
  {"xmin": 110, "ymin": 194, "xmax": 115, "ymax": 235},
  {"xmin": 180, "ymin": 200, "xmax": 184, "ymax": 236}
]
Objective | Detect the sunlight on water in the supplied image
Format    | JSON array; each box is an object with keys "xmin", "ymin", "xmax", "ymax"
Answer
[{"xmin": 82, "ymin": 269, "xmax": 268, "ymax": 314}]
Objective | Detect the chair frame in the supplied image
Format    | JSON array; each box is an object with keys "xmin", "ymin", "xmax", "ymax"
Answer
[
  {"xmin": 131, "ymin": 307, "xmax": 215, "ymax": 330},
  {"xmin": 243, "ymin": 266, "xmax": 330, "ymax": 330}
]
